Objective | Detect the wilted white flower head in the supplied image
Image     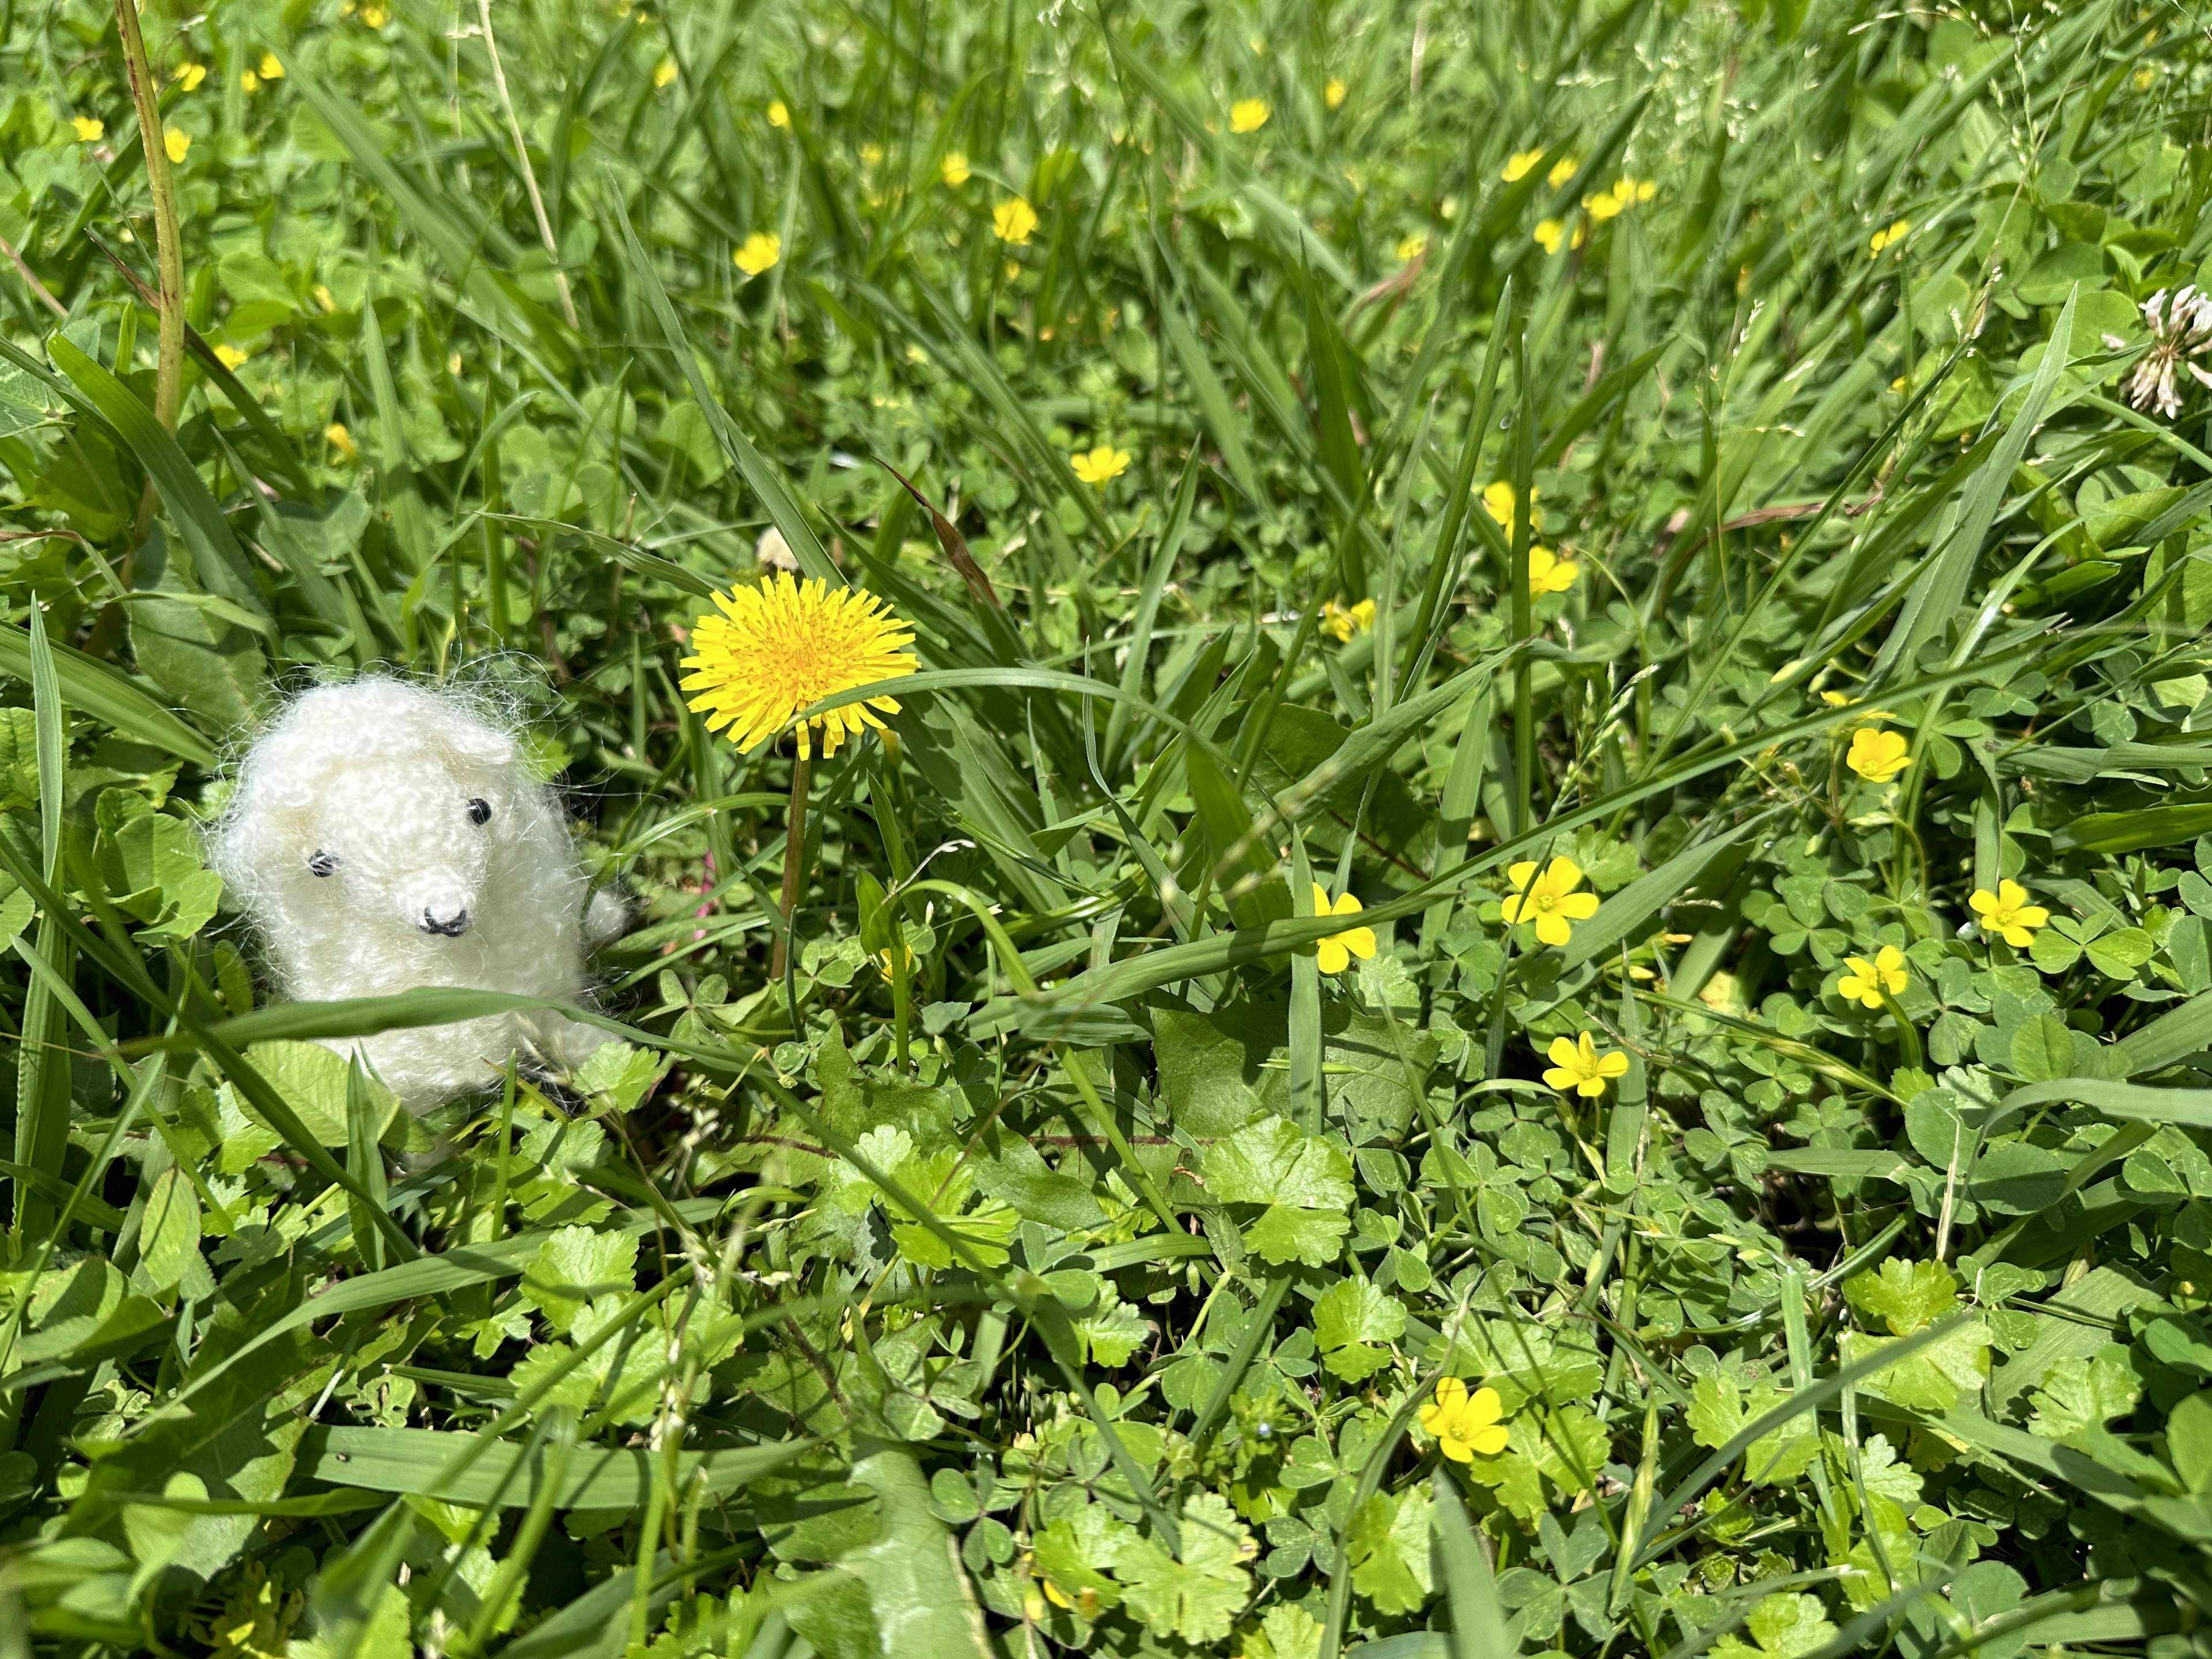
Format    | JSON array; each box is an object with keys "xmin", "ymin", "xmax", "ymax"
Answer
[{"xmin": 2124, "ymin": 286, "xmax": 2212, "ymax": 419}]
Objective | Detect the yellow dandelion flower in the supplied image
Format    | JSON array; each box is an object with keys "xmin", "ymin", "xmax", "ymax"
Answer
[
  {"xmin": 1869, "ymin": 219, "xmax": 1910, "ymax": 256},
  {"xmin": 993, "ymin": 197, "xmax": 1038, "ymax": 245},
  {"xmin": 1324, "ymin": 77, "xmax": 1347, "ymax": 110},
  {"xmin": 177, "ymin": 62, "xmax": 207, "ymax": 92},
  {"xmin": 1547, "ymin": 156, "xmax": 1579, "ymax": 187},
  {"xmin": 1499, "ymin": 856, "xmax": 1600, "ymax": 948},
  {"xmin": 1835, "ymin": 945, "xmax": 1908, "ymax": 1010},
  {"xmin": 258, "ymin": 52, "xmax": 284, "ymax": 79},
  {"xmin": 325, "ymin": 422, "xmax": 359, "ymax": 463},
  {"xmin": 1503, "ymin": 148, "xmax": 1546, "ymax": 182},
  {"xmin": 1321, "ymin": 597, "xmax": 1376, "ymax": 641},
  {"xmin": 1420, "ymin": 1377, "xmax": 1509, "ymax": 1461},
  {"xmin": 767, "ymin": 99, "xmax": 790, "ymax": 128},
  {"xmin": 213, "ymin": 344, "xmax": 249, "ymax": 370},
  {"xmin": 164, "ymin": 127, "xmax": 191, "ymax": 164},
  {"xmin": 1070, "ymin": 445, "xmax": 1130, "ymax": 487},
  {"xmin": 1527, "ymin": 546, "xmax": 1578, "ymax": 595},
  {"xmin": 1311, "ymin": 885, "xmax": 1377, "ymax": 975},
  {"xmin": 942, "ymin": 150, "xmax": 971, "ymax": 187},
  {"xmin": 680, "ymin": 573, "xmax": 916, "ymax": 762},
  {"xmin": 1541, "ymin": 1032, "xmax": 1630, "ymax": 1098},
  {"xmin": 1847, "ymin": 726, "xmax": 1910, "ymax": 782},
  {"xmin": 653, "ymin": 56, "xmax": 678, "ymax": 88},
  {"xmin": 1230, "ymin": 99, "xmax": 1271, "ymax": 134},
  {"xmin": 71, "ymin": 115, "xmax": 104, "ymax": 142},
  {"xmin": 1969, "ymin": 880, "xmax": 2051, "ymax": 949},
  {"xmin": 734, "ymin": 232, "xmax": 781, "ymax": 277},
  {"xmin": 1396, "ymin": 232, "xmax": 1428, "ymax": 263}
]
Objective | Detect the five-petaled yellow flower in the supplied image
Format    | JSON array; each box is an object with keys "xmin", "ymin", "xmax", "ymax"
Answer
[
  {"xmin": 71, "ymin": 115, "xmax": 104, "ymax": 142},
  {"xmin": 1396, "ymin": 232, "xmax": 1428, "ymax": 263},
  {"xmin": 1584, "ymin": 177, "xmax": 1656, "ymax": 220},
  {"xmin": 1324, "ymin": 77, "xmax": 1347, "ymax": 110},
  {"xmin": 176, "ymin": 62, "xmax": 207, "ymax": 91},
  {"xmin": 1847, "ymin": 727, "xmax": 1910, "ymax": 783},
  {"xmin": 1969, "ymin": 880, "xmax": 2050, "ymax": 949},
  {"xmin": 993, "ymin": 197, "xmax": 1038, "ymax": 245},
  {"xmin": 164, "ymin": 127, "xmax": 191, "ymax": 164},
  {"xmin": 734, "ymin": 233, "xmax": 781, "ymax": 276},
  {"xmin": 1836, "ymin": 945, "xmax": 1908, "ymax": 1010},
  {"xmin": 1230, "ymin": 99, "xmax": 1271, "ymax": 134},
  {"xmin": 1421, "ymin": 1377, "xmax": 1509, "ymax": 1461},
  {"xmin": 942, "ymin": 150, "xmax": 971, "ymax": 187},
  {"xmin": 1543, "ymin": 1032, "xmax": 1630, "ymax": 1098},
  {"xmin": 1533, "ymin": 217, "xmax": 1586, "ymax": 255},
  {"xmin": 1071, "ymin": 445, "xmax": 1130, "ymax": 487},
  {"xmin": 257, "ymin": 52, "xmax": 283, "ymax": 79},
  {"xmin": 1321, "ymin": 597, "xmax": 1375, "ymax": 641},
  {"xmin": 1502, "ymin": 148, "xmax": 1546, "ymax": 182},
  {"xmin": 681, "ymin": 573, "xmax": 917, "ymax": 761},
  {"xmin": 213, "ymin": 344, "xmax": 249, "ymax": 370},
  {"xmin": 1500, "ymin": 857, "xmax": 1600, "ymax": 948},
  {"xmin": 767, "ymin": 99, "xmax": 791, "ymax": 128},
  {"xmin": 1869, "ymin": 219, "xmax": 1910, "ymax": 256},
  {"xmin": 1527, "ymin": 546, "xmax": 1578, "ymax": 596},
  {"xmin": 1312, "ymin": 885, "xmax": 1376, "ymax": 975},
  {"xmin": 1548, "ymin": 156, "xmax": 1579, "ymax": 187},
  {"xmin": 1482, "ymin": 480, "xmax": 1541, "ymax": 538}
]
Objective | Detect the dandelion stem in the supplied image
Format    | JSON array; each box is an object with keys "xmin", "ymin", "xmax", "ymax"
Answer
[{"xmin": 772, "ymin": 747, "xmax": 812, "ymax": 982}]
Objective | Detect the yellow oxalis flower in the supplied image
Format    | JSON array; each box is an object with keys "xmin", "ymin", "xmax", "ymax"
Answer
[
  {"xmin": 1542, "ymin": 1032, "xmax": 1630, "ymax": 1098},
  {"xmin": 1584, "ymin": 177, "xmax": 1656, "ymax": 220},
  {"xmin": 1324, "ymin": 77, "xmax": 1347, "ymax": 109},
  {"xmin": 177, "ymin": 62, "xmax": 207, "ymax": 91},
  {"xmin": 1500, "ymin": 857, "xmax": 1600, "ymax": 948},
  {"xmin": 993, "ymin": 197, "xmax": 1038, "ymax": 244},
  {"xmin": 1869, "ymin": 218, "xmax": 1910, "ymax": 256},
  {"xmin": 734, "ymin": 233, "xmax": 781, "ymax": 277},
  {"xmin": 942, "ymin": 150, "xmax": 971, "ymax": 187},
  {"xmin": 241, "ymin": 70, "xmax": 260, "ymax": 92},
  {"xmin": 1070, "ymin": 445, "xmax": 1130, "ymax": 487},
  {"xmin": 1420, "ymin": 1377, "xmax": 1509, "ymax": 1461},
  {"xmin": 258, "ymin": 52, "xmax": 284, "ymax": 79},
  {"xmin": 1321, "ymin": 598, "xmax": 1375, "ymax": 642},
  {"xmin": 164, "ymin": 127, "xmax": 191, "ymax": 164},
  {"xmin": 1527, "ymin": 546, "xmax": 1578, "ymax": 596},
  {"xmin": 1533, "ymin": 217, "xmax": 1585, "ymax": 255},
  {"xmin": 1548, "ymin": 156, "xmax": 1579, "ymax": 187},
  {"xmin": 1969, "ymin": 880, "xmax": 2051, "ymax": 949},
  {"xmin": 767, "ymin": 99, "xmax": 790, "ymax": 128},
  {"xmin": 1311, "ymin": 886, "xmax": 1376, "ymax": 975},
  {"xmin": 1482, "ymin": 480, "xmax": 1541, "ymax": 538},
  {"xmin": 681, "ymin": 573, "xmax": 917, "ymax": 761},
  {"xmin": 71, "ymin": 115, "xmax": 104, "ymax": 142},
  {"xmin": 1836, "ymin": 945, "xmax": 1908, "ymax": 1010},
  {"xmin": 1847, "ymin": 727, "xmax": 1910, "ymax": 783},
  {"xmin": 1230, "ymin": 99, "xmax": 1271, "ymax": 134},
  {"xmin": 1502, "ymin": 148, "xmax": 1546, "ymax": 182},
  {"xmin": 213, "ymin": 344, "xmax": 249, "ymax": 370}
]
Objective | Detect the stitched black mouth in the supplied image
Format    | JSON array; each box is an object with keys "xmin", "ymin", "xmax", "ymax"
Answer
[{"xmin": 419, "ymin": 909, "xmax": 472, "ymax": 937}]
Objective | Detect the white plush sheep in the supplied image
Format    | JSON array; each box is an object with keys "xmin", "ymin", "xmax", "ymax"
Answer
[{"xmin": 209, "ymin": 677, "xmax": 624, "ymax": 1107}]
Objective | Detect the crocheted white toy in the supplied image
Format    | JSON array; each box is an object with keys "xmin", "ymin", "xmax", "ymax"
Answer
[{"xmin": 209, "ymin": 677, "xmax": 624, "ymax": 1107}]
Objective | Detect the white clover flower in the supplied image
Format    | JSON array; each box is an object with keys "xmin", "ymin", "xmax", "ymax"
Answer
[{"xmin": 2123, "ymin": 285, "xmax": 2212, "ymax": 419}]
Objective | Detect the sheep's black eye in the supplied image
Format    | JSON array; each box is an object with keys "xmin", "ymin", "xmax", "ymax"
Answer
[
  {"xmin": 467, "ymin": 798, "xmax": 491, "ymax": 827},
  {"xmin": 308, "ymin": 851, "xmax": 337, "ymax": 877}
]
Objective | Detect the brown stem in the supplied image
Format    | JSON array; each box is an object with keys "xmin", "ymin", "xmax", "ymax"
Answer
[
  {"xmin": 114, "ymin": 0, "xmax": 185, "ymax": 546},
  {"xmin": 771, "ymin": 745, "xmax": 812, "ymax": 981}
]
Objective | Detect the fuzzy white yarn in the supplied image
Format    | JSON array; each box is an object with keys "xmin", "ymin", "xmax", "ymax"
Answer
[{"xmin": 208, "ymin": 676, "xmax": 623, "ymax": 1107}]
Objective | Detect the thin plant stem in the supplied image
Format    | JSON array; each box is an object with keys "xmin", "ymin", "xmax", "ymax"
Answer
[
  {"xmin": 475, "ymin": 0, "xmax": 578, "ymax": 329},
  {"xmin": 113, "ymin": 0, "xmax": 184, "ymax": 550},
  {"xmin": 771, "ymin": 745, "xmax": 812, "ymax": 982}
]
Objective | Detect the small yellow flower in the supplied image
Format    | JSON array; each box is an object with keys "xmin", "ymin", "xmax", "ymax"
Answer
[
  {"xmin": 1585, "ymin": 189, "xmax": 1626, "ymax": 222},
  {"xmin": 1311, "ymin": 885, "xmax": 1376, "ymax": 975},
  {"xmin": 767, "ymin": 99, "xmax": 790, "ymax": 128},
  {"xmin": 653, "ymin": 56, "xmax": 678, "ymax": 88},
  {"xmin": 680, "ymin": 573, "xmax": 917, "ymax": 761},
  {"xmin": 1835, "ymin": 945, "xmax": 1908, "ymax": 1010},
  {"xmin": 875, "ymin": 940, "xmax": 916, "ymax": 983},
  {"xmin": 1542, "ymin": 1032, "xmax": 1630, "ymax": 1099},
  {"xmin": 241, "ymin": 70, "xmax": 259, "ymax": 92},
  {"xmin": 1500, "ymin": 857, "xmax": 1600, "ymax": 948},
  {"xmin": 1533, "ymin": 217, "xmax": 1586, "ymax": 255},
  {"xmin": 941, "ymin": 150, "xmax": 971, "ymax": 187},
  {"xmin": 1547, "ymin": 156, "xmax": 1579, "ymax": 187},
  {"xmin": 1396, "ymin": 232, "xmax": 1428, "ymax": 263},
  {"xmin": 2135, "ymin": 66, "xmax": 2156, "ymax": 89},
  {"xmin": 1527, "ymin": 546, "xmax": 1578, "ymax": 596},
  {"xmin": 1324, "ymin": 77, "xmax": 1347, "ymax": 110},
  {"xmin": 1969, "ymin": 880, "xmax": 2051, "ymax": 949},
  {"xmin": 859, "ymin": 142, "xmax": 885, "ymax": 166},
  {"xmin": 1502, "ymin": 148, "xmax": 1546, "ymax": 182},
  {"xmin": 213, "ymin": 344, "xmax": 249, "ymax": 370},
  {"xmin": 359, "ymin": 1, "xmax": 389, "ymax": 25},
  {"xmin": 1420, "ymin": 1377, "xmax": 1509, "ymax": 1461},
  {"xmin": 164, "ymin": 127, "xmax": 191, "ymax": 164},
  {"xmin": 71, "ymin": 115, "xmax": 104, "ymax": 142},
  {"xmin": 314, "ymin": 283, "xmax": 338, "ymax": 313},
  {"xmin": 258, "ymin": 52, "xmax": 283, "ymax": 79},
  {"xmin": 1846, "ymin": 727, "xmax": 1910, "ymax": 783},
  {"xmin": 1321, "ymin": 598, "xmax": 1376, "ymax": 641},
  {"xmin": 1869, "ymin": 218, "xmax": 1910, "ymax": 256},
  {"xmin": 734, "ymin": 232, "xmax": 781, "ymax": 277},
  {"xmin": 176, "ymin": 62, "xmax": 207, "ymax": 92},
  {"xmin": 1481, "ymin": 480, "xmax": 1541, "ymax": 539},
  {"xmin": 1070, "ymin": 445, "xmax": 1131, "ymax": 487},
  {"xmin": 1229, "ymin": 99, "xmax": 1271, "ymax": 134},
  {"xmin": 325, "ymin": 422, "xmax": 359, "ymax": 463},
  {"xmin": 993, "ymin": 197, "xmax": 1038, "ymax": 245}
]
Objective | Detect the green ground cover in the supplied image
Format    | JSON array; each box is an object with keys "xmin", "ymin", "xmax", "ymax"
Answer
[{"xmin": 4, "ymin": 0, "xmax": 2212, "ymax": 1653}]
